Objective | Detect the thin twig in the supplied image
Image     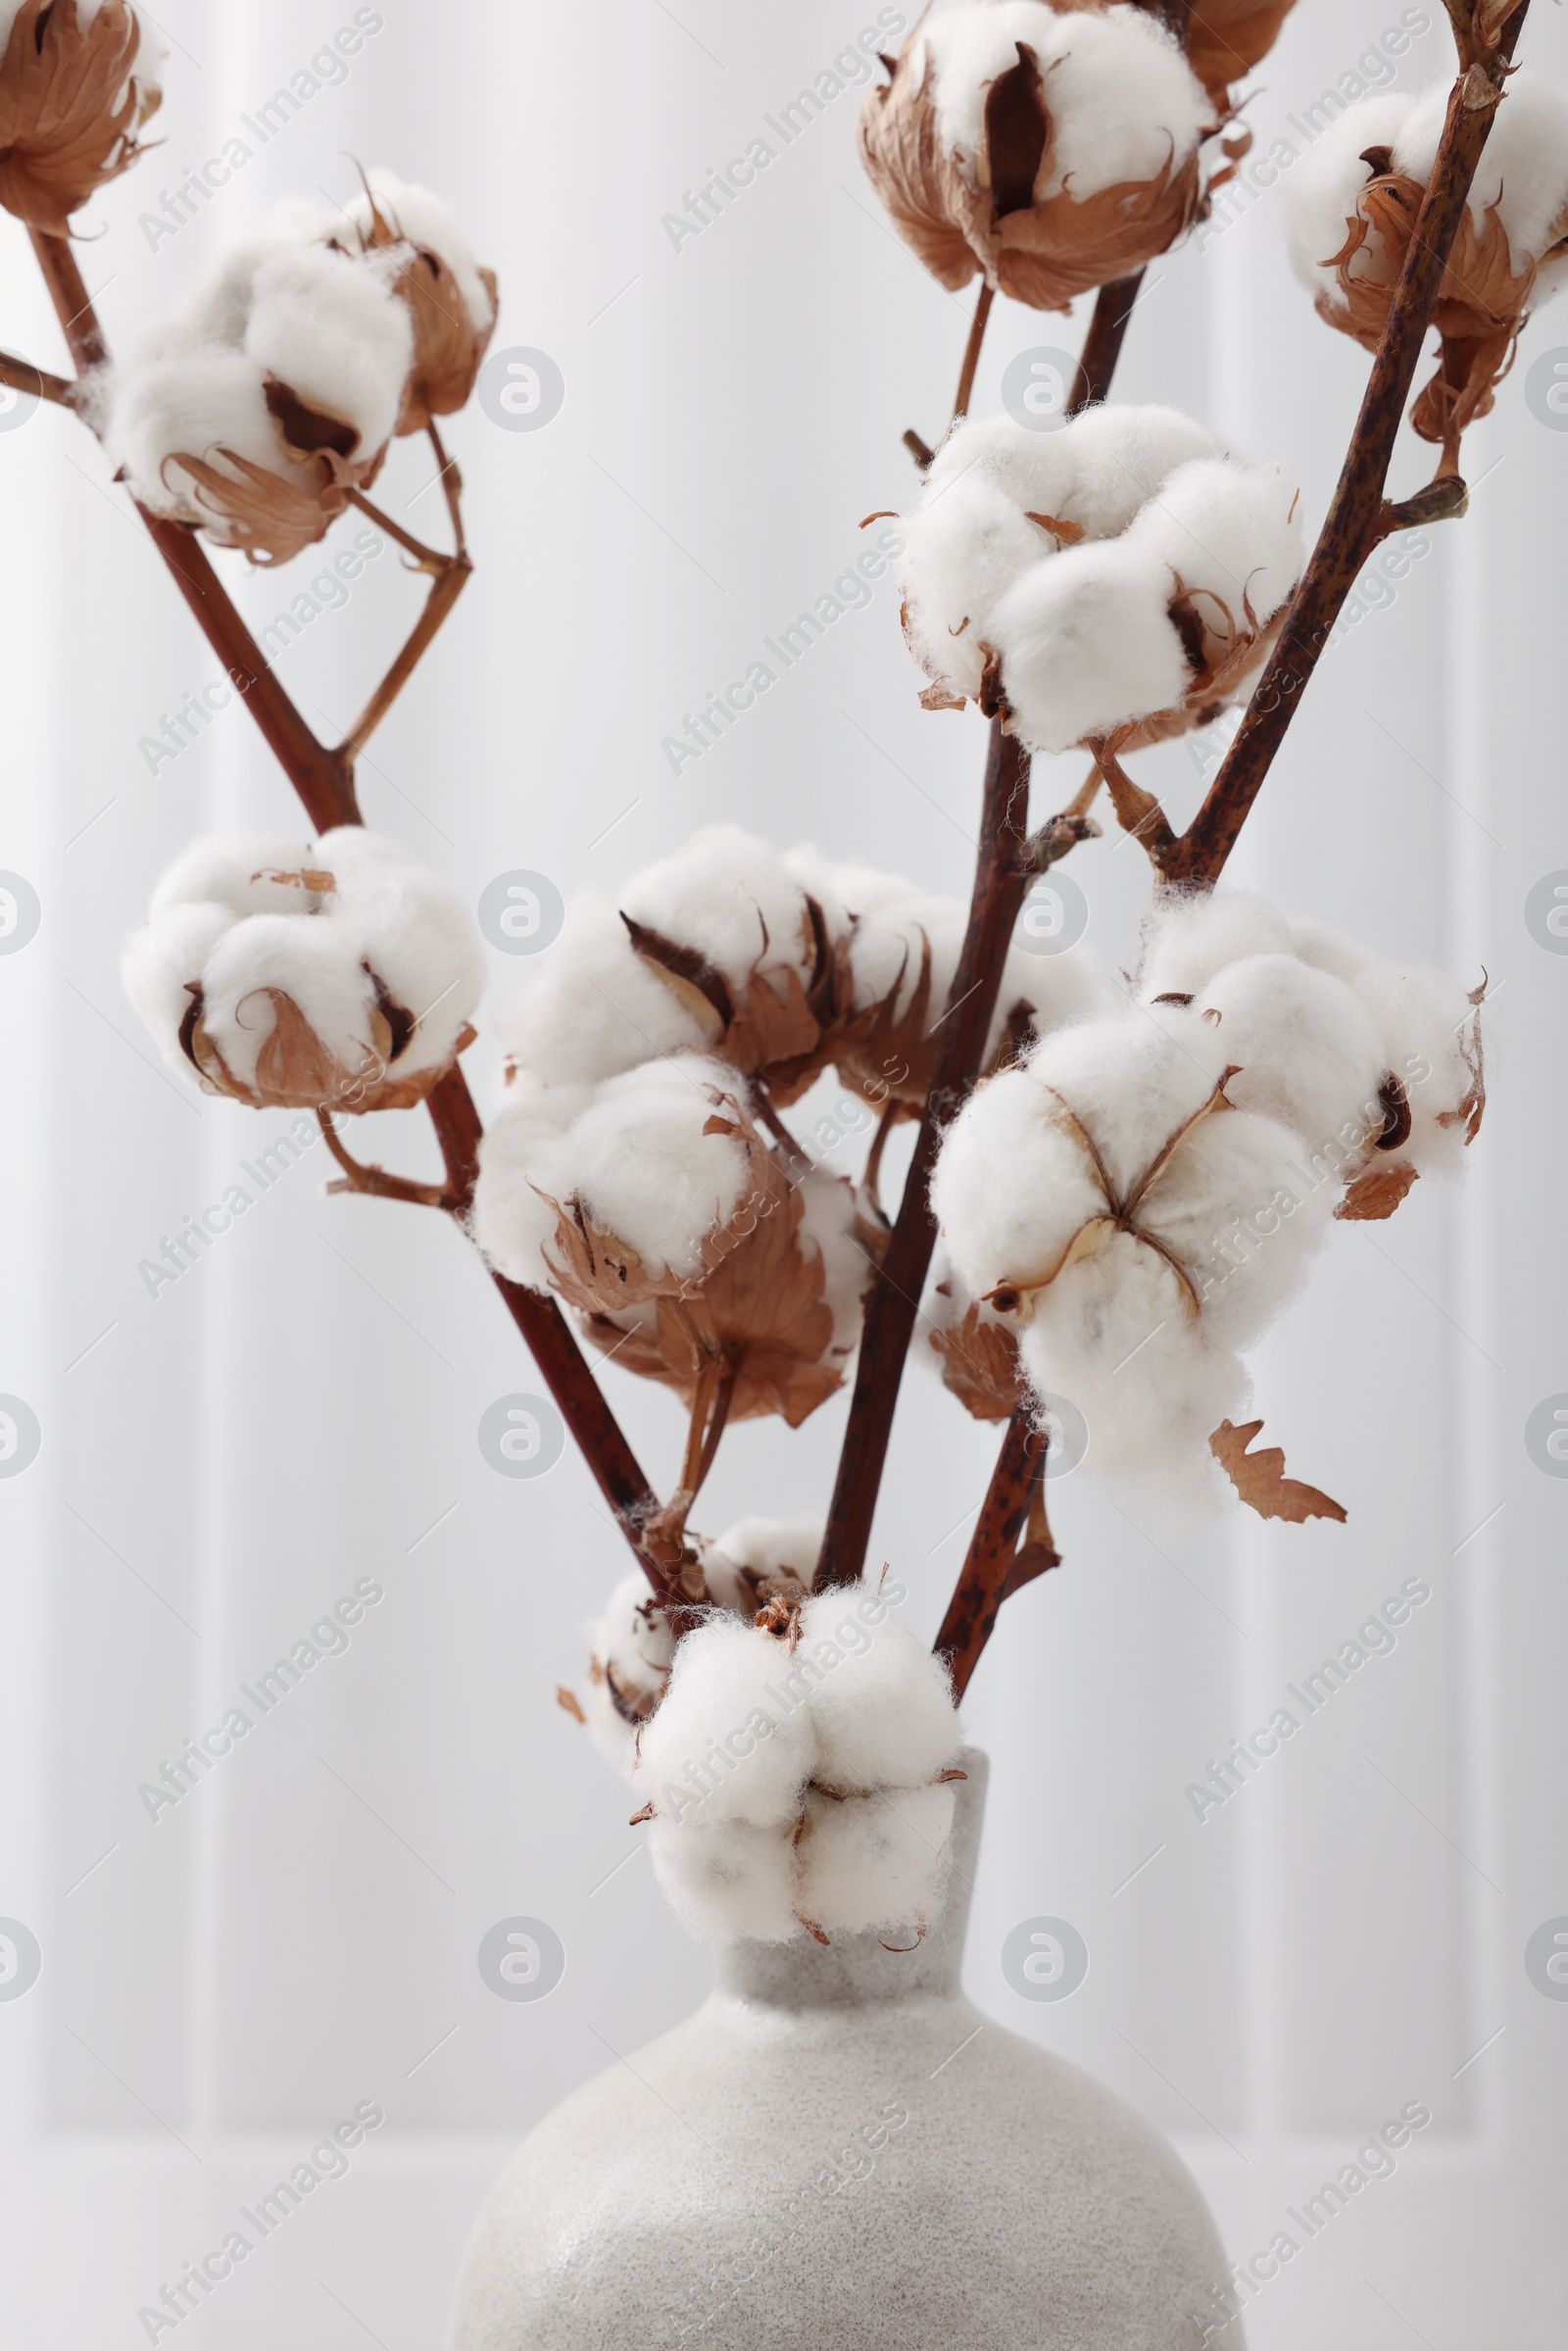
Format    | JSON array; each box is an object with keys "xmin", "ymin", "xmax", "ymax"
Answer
[
  {"xmin": 1071, "ymin": 269, "xmax": 1145, "ymax": 411},
  {"xmin": 1166, "ymin": 10, "xmax": 1529, "ymax": 884},
  {"xmin": 861, "ymin": 1098, "xmax": 906, "ymax": 1224},
  {"xmin": 953, "ymin": 282, "xmax": 995, "ymax": 422},
  {"xmin": 24, "ymin": 228, "xmax": 673, "ymax": 1596},
  {"xmin": 318, "ymin": 1106, "xmax": 454, "ymax": 1207},
  {"xmin": 1085, "ymin": 738, "xmax": 1178, "ymax": 864},
  {"xmin": 0, "ymin": 350, "xmax": 74, "ymax": 406},
  {"xmin": 334, "ymin": 553, "xmax": 471, "ymax": 761}
]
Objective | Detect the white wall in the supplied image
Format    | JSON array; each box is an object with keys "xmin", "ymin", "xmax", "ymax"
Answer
[{"xmin": 2, "ymin": 1, "xmax": 1566, "ymax": 2343}]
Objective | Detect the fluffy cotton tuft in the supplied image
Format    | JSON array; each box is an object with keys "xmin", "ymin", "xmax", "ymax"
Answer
[
  {"xmin": 122, "ymin": 828, "xmax": 484, "ymax": 1110},
  {"xmin": 901, "ymin": 409, "xmax": 1304, "ymax": 753},
  {"xmin": 243, "ymin": 242, "xmax": 412, "ymax": 459},
  {"xmin": 577, "ymin": 1573, "xmax": 675, "ymax": 1772},
  {"xmin": 627, "ymin": 1578, "xmax": 962, "ymax": 1944},
  {"xmin": 701, "ymin": 1517, "xmax": 820, "ymax": 1613}
]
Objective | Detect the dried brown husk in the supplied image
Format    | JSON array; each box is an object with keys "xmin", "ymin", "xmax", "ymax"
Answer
[
  {"xmin": 929, "ymin": 1292, "xmax": 1026, "ymax": 1421},
  {"xmin": 541, "ymin": 1091, "xmax": 854, "ymax": 1430},
  {"xmin": 858, "ymin": 35, "xmax": 1203, "ymax": 312},
  {"xmin": 1318, "ymin": 169, "xmax": 1541, "ymax": 468},
  {"xmin": 621, "ymin": 906, "xmax": 847, "ymax": 1107},
  {"xmin": 1210, "ymin": 1416, "xmax": 1346, "ymax": 1524},
  {"xmin": 329, "ymin": 182, "xmax": 499, "ymax": 433},
  {"xmin": 0, "ymin": 0, "xmax": 160, "ymax": 235},
  {"xmin": 161, "ymin": 372, "xmax": 390, "ymax": 565},
  {"xmin": 1180, "ymin": 0, "xmax": 1297, "ymax": 113},
  {"xmin": 178, "ymin": 976, "xmax": 468, "ymax": 1113}
]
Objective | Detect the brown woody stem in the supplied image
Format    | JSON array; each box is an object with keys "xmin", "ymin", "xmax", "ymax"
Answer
[
  {"xmin": 814, "ymin": 721, "xmax": 1034, "ymax": 1590},
  {"xmin": 936, "ymin": 1405, "xmax": 1056, "ymax": 1700},
  {"xmin": 1071, "ymin": 270, "xmax": 1145, "ymax": 411},
  {"xmin": 1165, "ymin": 12, "xmax": 1528, "ymax": 885},
  {"xmin": 903, "ymin": 427, "xmax": 936, "ymax": 472},
  {"xmin": 953, "ymin": 282, "xmax": 995, "ymax": 422},
  {"xmin": 1087, "ymin": 738, "xmax": 1177, "ymax": 864},
  {"xmin": 24, "ymin": 227, "xmax": 671, "ymax": 1593},
  {"xmin": 0, "ymin": 350, "xmax": 74, "ymax": 405}
]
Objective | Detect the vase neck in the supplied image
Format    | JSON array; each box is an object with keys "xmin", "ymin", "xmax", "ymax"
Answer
[{"xmin": 711, "ymin": 1749, "xmax": 987, "ymax": 2010}]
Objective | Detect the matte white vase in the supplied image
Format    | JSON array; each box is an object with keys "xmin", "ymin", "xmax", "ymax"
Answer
[{"xmin": 445, "ymin": 1753, "xmax": 1239, "ymax": 2348}]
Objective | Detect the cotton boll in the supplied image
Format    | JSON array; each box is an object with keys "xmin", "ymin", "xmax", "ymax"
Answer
[
  {"xmin": 1196, "ymin": 956, "xmax": 1388, "ymax": 1153},
  {"xmin": 903, "ymin": 471, "xmax": 1050, "ymax": 702},
  {"xmin": 346, "ymin": 169, "xmax": 496, "ymax": 332},
  {"xmin": 923, "ymin": 411, "xmax": 1081, "ymax": 520},
  {"xmin": 990, "ymin": 535, "xmax": 1192, "ymax": 754},
  {"xmin": 799, "ymin": 1586, "xmax": 960, "ymax": 1793},
  {"xmin": 702, "ymin": 1518, "xmax": 820, "ymax": 1614},
  {"xmin": 1052, "ymin": 403, "xmax": 1217, "ymax": 540},
  {"xmin": 110, "ymin": 344, "xmax": 315, "ymax": 526},
  {"xmin": 1139, "ymin": 887, "xmax": 1295, "ymax": 998},
  {"xmin": 922, "ymin": 2, "xmax": 1205, "ymax": 203},
  {"xmin": 796, "ymin": 1784, "xmax": 956, "ymax": 1937},
  {"xmin": 647, "ymin": 1816, "xmax": 802, "ymax": 1943},
  {"xmin": 195, "ymin": 914, "xmax": 379, "ymax": 1094},
  {"xmin": 1353, "ymin": 962, "xmax": 1480, "ymax": 1174},
  {"xmin": 313, "ymin": 827, "xmax": 486, "ymax": 1082},
  {"xmin": 930, "ymin": 1059, "xmax": 1113, "ymax": 1305},
  {"xmin": 621, "ymin": 825, "xmax": 826, "ymax": 989},
  {"xmin": 244, "ymin": 244, "xmax": 413, "ymax": 458},
  {"xmin": 496, "ymin": 894, "xmax": 710, "ymax": 1088},
  {"xmin": 1129, "ymin": 455, "xmax": 1304, "ymax": 638},
  {"xmin": 541, "ymin": 1055, "xmax": 754, "ymax": 1279},
  {"xmin": 633, "ymin": 1616, "xmax": 815, "ymax": 1829},
  {"xmin": 1285, "ymin": 93, "xmax": 1414, "ymax": 306}
]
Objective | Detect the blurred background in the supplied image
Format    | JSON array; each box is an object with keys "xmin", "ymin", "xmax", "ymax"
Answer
[{"xmin": 2, "ymin": 0, "xmax": 1566, "ymax": 2342}]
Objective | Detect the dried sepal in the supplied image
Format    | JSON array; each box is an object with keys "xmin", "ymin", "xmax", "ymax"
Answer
[
  {"xmin": 555, "ymin": 1685, "xmax": 587, "ymax": 1725},
  {"xmin": 1210, "ymin": 1417, "xmax": 1347, "ymax": 1525},
  {"xmin": 0, "ymin": 0, "xmax": 161, "ymax": 236},
  {"xmin": 158, "ymin": 443, "xmax": 356, "ymax": 568},
  {"xmin": 328, "ymin": 174, "xmax": 499, "ymax": 433},
  {"xmin": 540, "ymin": 1088, "xmax": 853, "ymax": 1431},
  {"xmin": 929, "ymin": 1295, "xmax": 1027, "ymax": 1423},
  {"xmin": 1318, "ymin": 168, "xmax": 1541, "ymax": 470},
  {"xmin": 178, "ymin": 979, "xmax": 468, "ymax": 1113},
  {"xmin": 1180, "ymin": 0, "xmax": 1298, "ymax": 113},
  {"xmin": 1335, "ymin": 1158, "xmax": 1420, "ymax": 1223},
  {"xmin": 620, "ymin": 904, "xmax": 847, "ymax": 1108}
]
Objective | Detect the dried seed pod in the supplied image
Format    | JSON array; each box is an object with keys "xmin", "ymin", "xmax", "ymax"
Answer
[
  {"xmin": 858, "ymin": 2, "xmax": 1212, "ymax": 308},
  {"xmin": 122, "ymin": 829, "xmax": 484, "ymax": 1112},
  {"xmin": 0, "ymin": 0, "xmax": 161, "ymax": 235}
]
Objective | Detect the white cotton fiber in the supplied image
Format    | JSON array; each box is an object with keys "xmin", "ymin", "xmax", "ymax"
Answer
[
  {"xmin": 344, "ymin": 169, "xmax": 497, "ymax": 330},
  {"xmin": 578, "ymin": 1572, "xmax": 674, "ymax": 1773},
  {"xmin": 495, "ymin": 894, "xmax": 710, "ymax": 1088},
  {"xmin": 621, "ymin": 824, "xmax": 834, "ymax": 988},
  {"xmin": 990, "ymin": 533, "xmax": 1191, "ymax": 752},
  {"xmin": 798, "ymin": 1588, "xmax": 960, "ymax": 1792},
  {"xmin": 902, "ymin": 470, "xmax": 1051, "ymax": 702},
  {"xmin": 702, "ymin": 1518, "xmax": 821, "ymax": 1614},
  {"xmin": 1394, "ymin": 71, "xmax": 1568, "ymax": 268},
  {"xmin": 1353, "ymin": 962, "xmax": 1479, "ymax": 1174},
  {"xmin": 109, "ymin": 344, "xmax": 316, "ymax": 527},
  {"xmin": 1195, "ymin": 955, "xmax": 1388, "ymax": 1152},
  {"xmin": 796, "ymin": 1784, "xmax": 957, "ymax": 1936},
  {"xmin": 244, "ymin": 244, "xmax": 412, "ymax": 458},
  {"xmin": 1285, "ymin": 93, "xmax": 1414, "ymax": 308},
  {"xmin": 633, "ymin": 1616, "xmax": 815, "ymax": 1829},
  {"xmin": 1289, "ymin": 916, "xmax": 1377, "ymax": 984},
  {"xmin": 920, "ymin": 1, "xmax": 1207, "ymax": 203},
  {"xmin": 797, "ymin": 1174, "xmax": 873, "ymax": 1354},
  {"xmin": 122, "ymin": 900, "xmax": 232, "ymax": 1062},
  {"xmin": 1056, "ymin": 403, "xmax": 1219, "ymax": 539},
  {"xmin": 647, "ymin": 1816, "xmax": 802, "ymax": 1943},
  {"xmin": 1129, "ymin": 455, "xmax": 1304, "ymax": 636},
  {"xmin": 473, "ymin": 1054, "xmax": 754, "ymax": 1286},
  {"xmin": 1139, "ymin": 887, "xmax": 1295, "ymax": 998}
]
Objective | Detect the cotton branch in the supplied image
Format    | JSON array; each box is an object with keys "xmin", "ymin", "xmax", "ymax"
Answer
[
  {"xmin": 935, "ymin": 1406, "xmax": 1058, "ymax": 1701},
  {"xmin": 0, "ymin": 349, "xmax": 74, "ymax": 406},
  {"xmin": 1164, "ymin": 6, "xmax": 1529, "ymax": 886},
  {"xmin": 23, "ymin": 227, "xmax": 675, "ymax": 1599}
]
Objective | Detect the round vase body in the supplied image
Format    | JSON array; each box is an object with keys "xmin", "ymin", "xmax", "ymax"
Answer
[{"xmin": 445, "ymin": 1755, "xmax": 1238, "ymax": 2349}]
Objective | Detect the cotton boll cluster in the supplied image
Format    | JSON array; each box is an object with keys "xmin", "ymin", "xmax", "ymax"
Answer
[
  {"xmin": 0, "ymin": 0, "xmax": 161, "ymax": 235},
  {"xmin": 107, "ymin": 240, "xmax": 412, "ymax": 563},
  {"xmin": 632, "ymin": 1578, "xmax": 963, "ymax": 1944},
  {"xmin": 1286, "ymin": 73, "xmax": 1568, "ymax": 465},
  {"xmin": 122, "ymin": 828, "xmax": 484, "ymax": 1112},
  {"xmin": 859, "ymin": 2, "xmax": 1215, "ymax": 311},
  {"xmin": 471, "ymin": 1059, "xmax": 872, "ymax": 1431},
  {"xmin": 900, "ymin": 410, "xmax": 1305, "ymax": 757},
  {"xmin": 495, "ymin": 823, "xmax": 1100, "ymax": 1111}
]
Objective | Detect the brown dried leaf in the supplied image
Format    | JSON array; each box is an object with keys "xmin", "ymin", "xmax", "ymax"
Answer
[
  {"xmin": 183, "ymin": 984, "xmax": 454, "ymax": 1114},
  {"xmin": 1210, "ymin": 1418, "xmax": 1348, "ymax": 1525},
  {"xmin": 929, "ymin": 1299, "xmax": 1026, "ymax": 1423},
  {"xmin": 161, "ymin": 444, "xmax": 350, "ymax": 568},
  {"xmin": 0, "ymin": 0, "xmax": 160, "ymax": 236},
  {"xmin": 555, "ymin": 1685, "xmax": 587, "ymax": 1725},
  {"xmin": 1336, "ymin": 1158, "xmax": 1420, "ymax": 1221}
]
